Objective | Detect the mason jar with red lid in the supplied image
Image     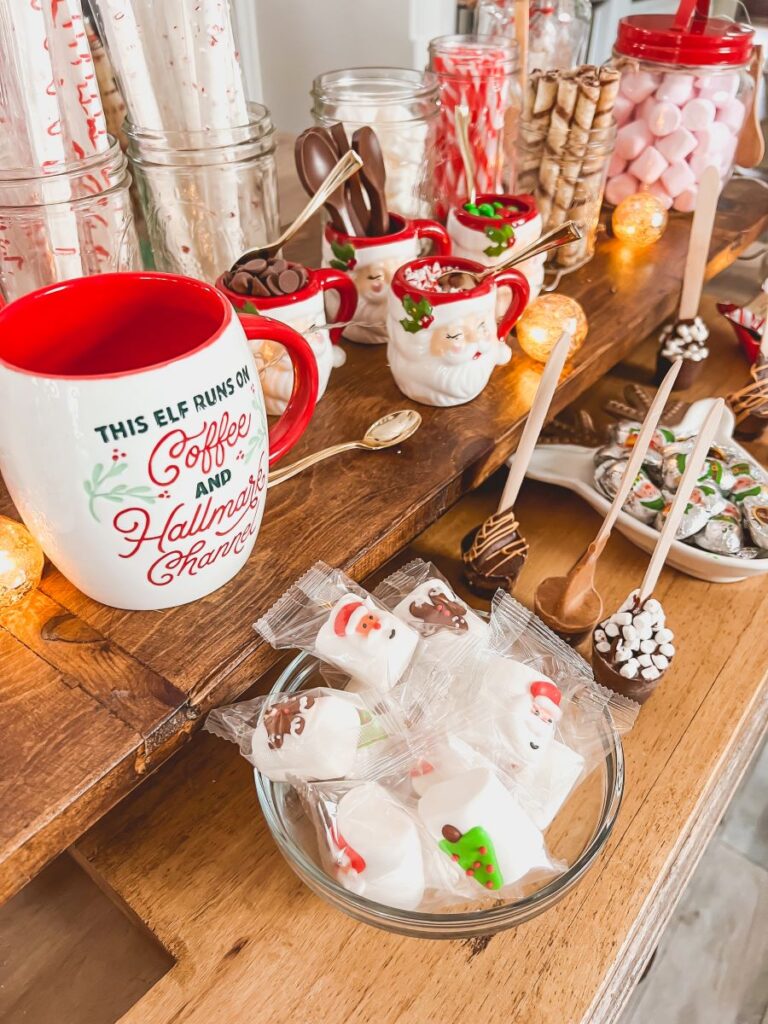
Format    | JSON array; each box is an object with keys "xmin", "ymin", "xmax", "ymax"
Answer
[{"xmin": 606, "ymin": 0, "xmax": 754, "ymax": 213}]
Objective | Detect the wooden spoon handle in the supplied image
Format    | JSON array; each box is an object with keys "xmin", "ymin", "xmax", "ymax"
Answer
[
  {"xmin": 678, "ymin": 165, "xmax": 720, "ymax": 321},
  {"xmin": 637, "ymin": 398, "xmax": 724, "ymax": 604},
  {"xmin": 735, "ymin": 45, "xmax": 765, "ymax": 169},
  {"xmin": 593, "ymin": 359, "xmax": 682, "ymax": 550}
]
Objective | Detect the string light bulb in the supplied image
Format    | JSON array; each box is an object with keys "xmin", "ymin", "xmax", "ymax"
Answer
[
  {"xmin": 0, "ymin": 516, "xmax": 44, "ymax": 609},
  {"xmin": 516, "ymin": 294, "xmax": 588, "ymax": 363},
  {"xmin": 612, "ymin": 192, "xmax": 668, "ymax": 246}
]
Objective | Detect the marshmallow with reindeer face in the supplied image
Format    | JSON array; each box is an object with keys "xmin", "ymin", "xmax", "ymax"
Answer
[
  {"xmin": 316, "ymin": 594, "xmax": 419, "ymax": 693},
  {"xmin": 251, "ymin": 690, "xmax": 362, "ymax": 782}
]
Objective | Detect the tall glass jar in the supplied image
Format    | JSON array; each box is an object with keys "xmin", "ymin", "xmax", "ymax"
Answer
[
  {"xmin": 476, "ymin": 0, "xmax": 592, "ymax": 73},
  {"xmin": 125, "ymin": 103, "xmax": 278, "ymax": 283},
  {"xmin": 607, "ymin": 4, "xmax": 754, "ymax": 212},
  {"xmin": 516, "ymin": 121, "xmax": 617, "ymax": 271},
  {"xmin": 311, "ymin": 68, "xmax": 439, "ymax": 219},
  {"xmin": 0, "ymin": 138, "xmax": 140, "ymax": 305},
  {"xmin": 428, "ymin": 35, "xmax": 521, "ymax": 219}
]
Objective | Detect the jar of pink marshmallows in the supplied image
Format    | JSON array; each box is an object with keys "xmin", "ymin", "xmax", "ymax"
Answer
[{"xmin": 606, "ymin": 0, "xmax": 755, "ymax": 214}]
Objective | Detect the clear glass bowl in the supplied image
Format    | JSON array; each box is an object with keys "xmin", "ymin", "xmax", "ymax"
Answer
[{"xmin": 255, "ymin": 651, "xmax": 625, "ymax": 939}]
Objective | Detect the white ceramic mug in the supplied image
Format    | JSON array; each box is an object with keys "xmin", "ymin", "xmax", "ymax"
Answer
[
  {"xmin": 447, "ymin": 193, "xmax": 545, "ymax": 302},
  {"xmin": 0, "ymin": 272, "xmax": 318, "ymax": 610},
  {"xmin": 216, "ymin": 267, "xmax": 357, "ymax": 416},
  {"xmin": 387, "ymin": 255, "xmax": 530, "ymax": 407},
  {"xmin": 321, "ymin": 213, "xmax": 451, "ymax": 345}
]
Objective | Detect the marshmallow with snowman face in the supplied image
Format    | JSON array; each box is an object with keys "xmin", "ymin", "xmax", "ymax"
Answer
[
  {"xmin": 316, "ymin": 593, "xmax": 419, "ymax": 693},
  {"xmin": 331, "ymin": 783, "xmax": 425, "ymax": 910},
  {"xmin": 251, "ymin": 689, "xmax": 363, "ymax": 782}
]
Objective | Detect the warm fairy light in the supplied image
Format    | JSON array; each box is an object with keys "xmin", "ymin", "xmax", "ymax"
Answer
[
  {"xmin": 611, "ymin": 193, "xmax": 668, "ymax": 247},
  {"xmin": 0, "ymin": 516, "xmax": 44, "ymax": 609},
  {"xmin": 515, "ymin": 294, "xmax": 588, "ymax": 364}
]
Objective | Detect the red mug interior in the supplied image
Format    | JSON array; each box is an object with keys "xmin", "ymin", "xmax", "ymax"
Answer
[{"xmin": 0, "ymin": 272, "xmax": 228, "ymax": 379}]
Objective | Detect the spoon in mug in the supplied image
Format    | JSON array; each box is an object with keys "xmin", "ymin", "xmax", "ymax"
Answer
[
  {"xmin": 230, "ymin": 148, "xmax": 363, "ymax": 269},
  {"xmin": 268, "ymin": 409, "xmax": 422, "ymax": 487},
  {"xmin": 435, "ymin": 220, "xmax": 583, "ymax": 291}
]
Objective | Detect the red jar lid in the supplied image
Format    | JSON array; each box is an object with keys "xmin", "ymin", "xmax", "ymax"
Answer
[{"xmin": 615, "ymin": 0, "xmax": 753, "ymax": 67}]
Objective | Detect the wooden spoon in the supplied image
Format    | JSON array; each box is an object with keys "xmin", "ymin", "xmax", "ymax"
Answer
[
  {"xmin": 735, "ymin": 44, "xmax": 765, "ymax": 169},
  {"xmin": 328, "ymin": 121, "xmax": 370, "ymax": 236},
  {"xmin": 352, "ymin": 127, "xmax": 389, "ymax": 235},
  {"xmin": 534, "ymin": 359, "xmax": 682, "ymax": 642}
]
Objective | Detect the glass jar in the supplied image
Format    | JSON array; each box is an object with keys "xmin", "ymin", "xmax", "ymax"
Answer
[
  {"xmin": 428, "ymin": 35, "xmax": 521, "ymax": 219},
  {"xmin": 125, "ymin": 103, "xmax": 278, "ymax": 283},
  {"xmin": 476, "ymin": 0, "xmax": 592, "ymax": 73},
  {"xmin": 311, "ymin": 68, "xmax": 439, "ymax": 220},
  {"xmin": 607, "ymin": 1, "xmax": 755, "ymax": 212},
  {"xmin": 516, "ymin": 121, "xmax": 616, "ymax": 272},
  {"xmin": 0, "ymin": 138, "xmax": 140, "ymax": 305}
]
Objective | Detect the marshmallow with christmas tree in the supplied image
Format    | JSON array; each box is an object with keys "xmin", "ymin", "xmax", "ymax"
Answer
[{"xmin": 332, "ymin": 783, "xmax": 425, "ymax": 910}]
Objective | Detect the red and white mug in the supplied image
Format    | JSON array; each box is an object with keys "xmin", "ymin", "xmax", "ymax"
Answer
[
  {"xmin": 321, "ymin": 213, "xmax": 451, "ymax": 345},
  {"xmin": 216, "ymin": 266, "xmax": 356, "ymax": 415},
  {"xmin": 387, "ymin": 255, "xmax": 530, "ymax": 407},
  {"xmin": 0, "ymin": 272, "xmax": 318, "ymax": 610}
]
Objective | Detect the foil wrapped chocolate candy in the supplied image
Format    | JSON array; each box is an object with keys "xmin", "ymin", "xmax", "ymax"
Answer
[
  {"xmin": 693, "ymin": 501, "xmax": 745, "ymax": 556},
  {"xmin": 742, "ymin": 495, "xmax": 768, "ymax": 550},
  {"xmin": 595, "ymin": 461, "xmax": 664, "ymax": 524}
]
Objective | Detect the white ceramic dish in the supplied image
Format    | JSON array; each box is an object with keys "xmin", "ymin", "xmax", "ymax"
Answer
[{"xmin": 526, "ymin": 398, "xmax": 768, "ymax": 584}]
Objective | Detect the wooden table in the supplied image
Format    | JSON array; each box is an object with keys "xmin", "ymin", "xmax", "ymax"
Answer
[
  {"xmin": 69, "ymin": 306, "xmax": 768, "ymax": 1024},
  {"xmin": 1, "ymin": 178, "xmax": 766, "ymax": 907}
]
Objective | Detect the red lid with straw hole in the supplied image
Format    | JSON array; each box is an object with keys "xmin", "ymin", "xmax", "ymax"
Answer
[{"xmin": 615, "ymin": 0, "xmax": 754, "ymax": 66}]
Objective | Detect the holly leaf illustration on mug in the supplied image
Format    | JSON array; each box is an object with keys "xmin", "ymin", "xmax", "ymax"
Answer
[
  {"xmin": 484, "ymin": 223, "xmax": 515, "ymax": 257},
  {"xmin": 240, "ymin": 300, "xmax": 260, "ymax": 315},
  {"xmin": 84, "ymin": 460, "xmax": 156, "ymax": 523},
  {"xmin": 329, "ymin": 240, "xmax": 356, "ymax": 272},
  {"xmin": 399, "ymin": 293, "xmax": 434, "ymax": 333}
]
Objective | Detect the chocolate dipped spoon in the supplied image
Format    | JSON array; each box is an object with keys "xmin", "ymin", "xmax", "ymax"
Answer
[
  {"xmin": 534, "ymin": 359, "xmax": 682, "ymax": 643},
  {"xmin": 592, "ymin": 399, "xmax": 724, "ymax": 703},
  {"xmin": 462, "ymin": 331, "xmax": 572, "ymax": 595},
  {"xmin": 352, "ymin": 126, "xmax": 389, "ymax": 236}
]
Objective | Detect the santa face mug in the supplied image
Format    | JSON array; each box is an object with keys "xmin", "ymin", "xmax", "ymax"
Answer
[
  {"xmin": 321, "ymin": 213, "xmax": 451, "ymax": 345},
  {"xmin": 216, "ymin": 267, "xmax": 356, "ymax": 416},
  {"xmin": 0, "ymin": 272, "xmax": 318, "ymax": 610},
  {"xmin": 387, "ymin": 255, "xmax": 530, "ymax": 407},
  {"xmin": 447, "ymin": 193, "xmax": 545, "ymax": 303}
]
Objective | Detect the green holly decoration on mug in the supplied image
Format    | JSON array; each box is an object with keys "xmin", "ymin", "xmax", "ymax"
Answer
[
  {"xmin": 484, "ymin": 222, "xmax": 515, "ymax": 258},
  {"xmin": 400, "ymin": 293, "xmax": 434, "ymax": 334},
  {"xmin": 240, "ymin": 300, "xmax": 259, "ymax": 315},
  {"xmin": 439, "ymin": 824, "xmax": 503, "ymax": 890},
  {"xmin": 329, "ymin": 240, "xmax": 357, "ymax": 272}
]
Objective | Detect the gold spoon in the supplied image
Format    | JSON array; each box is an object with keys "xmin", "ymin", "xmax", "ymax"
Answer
[
  {"xmin": 435, "ymin": 220, "xmax": 582, "ymax": 291},
  {"xmin": 229, "ymin": 149, "xmax": 363, "ymax": 269},
  {"xmin": 268, "ymin": 409, "xmax": 422, "ymax": 487}
]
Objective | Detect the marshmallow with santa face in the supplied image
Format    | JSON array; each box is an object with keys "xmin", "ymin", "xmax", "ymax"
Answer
[
  {"xmin": 330, "ymin": 783, "xmax": 425, "ymax": 910},
  {"xmin": 251, "ymin": 689, "xmax": 363, "ymax": 782},
  {"xmin": 387, "ymin": 256, "xmax": 530, "ymax": 407}
]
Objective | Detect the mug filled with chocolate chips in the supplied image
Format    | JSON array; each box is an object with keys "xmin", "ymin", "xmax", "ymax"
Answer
[{"xmin": 217, "ymin": 257, "xmax": 357, "ymax": 415}]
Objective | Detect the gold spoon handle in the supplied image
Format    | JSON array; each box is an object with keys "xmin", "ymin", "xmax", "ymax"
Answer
[
  {"xmin": 478, "ymin": 220, "xmax": 583, "ymax": 282},
  {"xmin": 235, "ymin": 150, "xmax": 363, "ymax": 266},
  {"xmin": 268, "ymin": 440, "xmax": 364, "ymax": 488}
]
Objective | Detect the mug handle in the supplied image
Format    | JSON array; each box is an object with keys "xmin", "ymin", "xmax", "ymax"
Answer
[
  {"xmin": 313, "ymin": 267, "xmax": 358, "ymax": 343},
  {"xmin": 493, "ymin": 268, "xmax": 531, "ymax": 340},
  {"xmin": 239, "ymin": 314, "xmax": 319, "ymax": 466},
  {"xmin": 413, "ymin": 219, "xmax": 452, "ymax": 256}
]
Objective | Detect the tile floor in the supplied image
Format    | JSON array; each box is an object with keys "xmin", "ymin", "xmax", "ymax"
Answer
[{"xmin": 620, "ymin": 739, "xmax": 768, "ymax": 1024}]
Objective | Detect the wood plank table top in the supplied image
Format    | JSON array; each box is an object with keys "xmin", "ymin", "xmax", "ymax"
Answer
[
  {"xmin": 1, "ymin": 178, "xmax": 766, "ymax": 906},
  {"xmin": 73, "ymin": 303, "xmax": 768, "ymax": 1024}
]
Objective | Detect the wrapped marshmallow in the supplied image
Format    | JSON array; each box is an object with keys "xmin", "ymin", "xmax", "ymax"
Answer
[
  {"xmin": 515, "ymin": 740, "xmax": 586, "ymax": 831},
  {"xmin": 331, "ymin": 784, "xmax": 426, "ymax": 910},
  {"xmin": 418, "ymin": 767, "xmax": 554, "ymax": 889},
  {"xmin": 255, "ymin": 562, "xmax": 419, "ymax": 693}
]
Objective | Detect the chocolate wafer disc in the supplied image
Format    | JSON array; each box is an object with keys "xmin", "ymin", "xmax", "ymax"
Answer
[
  {"xmin": 278, "ymin": 268, "xmax": 302, "ymax": 294},
  {"xmin": 242, "ymin": 258, "xmax": 268, "ymax": 274},
  {"xmin": 230, "ymin": 271, "xmax": 252, "ymax": 295},
  {"xmin": 249, "ymin": 277, "xmax": 270, "ymax": 297}
]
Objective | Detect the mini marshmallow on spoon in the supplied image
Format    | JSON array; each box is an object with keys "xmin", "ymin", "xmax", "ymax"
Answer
[
  {"xmin": 656, "ymin": 165, "xmax": 720, "ymax": 390},
  {"xmin": 462, "ymin": 332, "xmax": 572, "ymax": 595},
  {"xmin": 535, "ymin": 359, "xmax": 681, "ymax": 643},
  {"xmin": 592, "ymin": 399, "xmax": 725, "ymax": 703}
]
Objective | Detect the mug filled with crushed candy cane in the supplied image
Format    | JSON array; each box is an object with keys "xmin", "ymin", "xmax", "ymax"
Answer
[{"xmin": 387, "ymin": 256, "xmax": 529, "ymax": 407}]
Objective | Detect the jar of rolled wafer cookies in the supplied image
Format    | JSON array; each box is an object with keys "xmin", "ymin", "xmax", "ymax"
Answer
[{"xmin": 515, "ymin": 66, "xmax": 619, "ymax": 273}]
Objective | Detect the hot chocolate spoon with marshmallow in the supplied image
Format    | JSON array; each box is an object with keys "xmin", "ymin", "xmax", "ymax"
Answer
[{"xmin": 592, "ymin": 399, "xmax": 724, "ymax": 702}]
